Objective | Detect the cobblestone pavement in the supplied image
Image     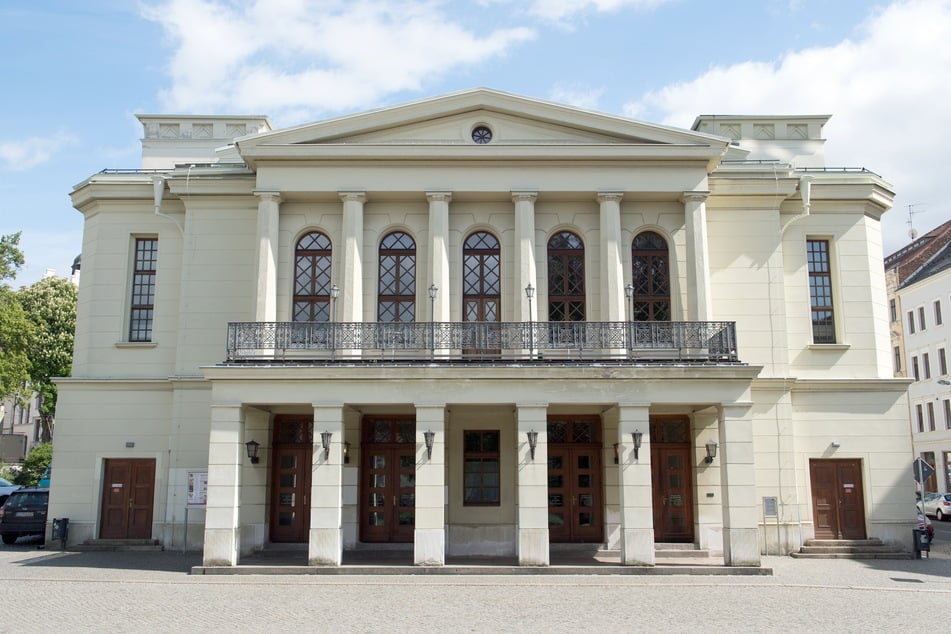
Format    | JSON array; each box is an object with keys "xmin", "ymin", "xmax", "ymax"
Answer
[{"xmin": 1, "ymin": 538, "xmax": 949, "ymax": 633}]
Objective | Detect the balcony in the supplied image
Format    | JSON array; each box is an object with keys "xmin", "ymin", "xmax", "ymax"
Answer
[{"xmin": 224, "ymin": 321, "xmax": 738, "ymax": 364}]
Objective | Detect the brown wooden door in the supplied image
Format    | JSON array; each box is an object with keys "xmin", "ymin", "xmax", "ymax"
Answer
[
  {"xmin": 361, "ymin": 446, "xmax": 416, "ymax": 542},
  {"xmin": 269, "ymin": 446, "xmax": 312, "ymax": 543},
  {"xmin": 652, "ymin": 446, "xmax": 694, "ymax": 543},
  {"xmin": 548, "ymin": 446, "xmax": 603, "ymax": 543},
  {"xmin": 100, "ymin": 459, "xmax": 155, "ymax": 539},
  {"xmin": 810, "ymin": 459, "xmax": 866, "ymax": 540}
]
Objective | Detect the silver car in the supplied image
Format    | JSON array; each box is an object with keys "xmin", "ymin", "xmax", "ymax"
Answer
[{"xmin": 921, "ymin": 492, "xmax": 951, "ymax": 521}]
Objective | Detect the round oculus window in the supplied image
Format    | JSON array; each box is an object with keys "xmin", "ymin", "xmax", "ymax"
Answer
[{"xmin": 471, "ymin": 125, "xmax": 492, "ymax": 144}]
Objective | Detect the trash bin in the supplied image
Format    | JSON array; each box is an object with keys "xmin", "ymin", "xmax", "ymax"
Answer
[
  {"xmin": 51, "ymin": 517, "xmax": 69, "ymax": 549},
  {"xmin": 912, "ymin": 527, "xmax": 930, "ymax": 559}
]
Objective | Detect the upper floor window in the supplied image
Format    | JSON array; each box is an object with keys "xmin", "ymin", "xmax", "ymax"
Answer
[
  {"xmin": 935, "ymin": 300, "xmax": 943, "ymax": 326},
  {"xmin": 919, "ymin": 306, "xmax": 927, "ymax": 331},
  {"xmin": 939, "ymin": 347, "xmax": 948, "ymax": 376},
  {"xmin": 944, "ymin": 399, "xmax": 951, "ymax": 430},
  {"xmin": 889, "ymin": 298, "xmax": 897, "ymax": 322},
  {"xmin": 806, "ymin": 239, "xmax": 835, "ymax": 343},
  {"xmin": 923, "ymin": 353, "xmax": 932, "ymax": 379},
  {"xmin": 927, "ymin": 402, "xmax": 936, "ymax": 431},
  {"xmin": 463, "ymin": 231, "xmax": 500, "ymax": 323},
  {"xmin": 893, "ymin": 346, "xmax": 902, "ymax": 373},
  {"xmin": 631, "ymin": 231, "xmax": 671, "ymax": 321},
  {"xmin": 547, "ymin": 231, "xmax": 585, "ymax": 322},
  {"xmin": 129, "ymin": 237, "xmax": 158, "ymax": 342},
  {"xmin": 293, "ymin": 231, "xmax": 332, "ymax": 322},
  {"xmin": 378, "ymin": 231, "xmax": 416, "ymax": 322},
  {"xmin": 912, "ymin": 356, "xmax": 920, "ymax": 381},
  {"xmin": 908, "ymin": 311, "xmax": 916, "ymax": 334}
]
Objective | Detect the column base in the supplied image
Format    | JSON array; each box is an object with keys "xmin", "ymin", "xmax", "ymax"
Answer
[
  {"xmin": 723, "ymin": 527, "xmax": 761, "ymax": 566},
  {"xmin": 518, "ymin": 528, "xmax": 549, "ymax": 566},
  {"xmin": 203, "ymin": 528, "xmax": 239, "ymax": 566},
  {"xmin": 414, "ymin": 528, "xmax": 445, "ymax": 566},
  {"xmin": 309, "ymin": 527, "xmax": 342, "ymax": 566},
  {"xmin": 621, "ymin": 528, "xmax": 655, "ymax": 566}
]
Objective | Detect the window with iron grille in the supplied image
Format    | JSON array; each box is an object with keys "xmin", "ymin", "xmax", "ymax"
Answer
[
  {"xmin": 806, "ymin": 239, "xmax": 835, "ymax": 343},
  {"xmin": 631, "ymin": 231, "xmax": 671, "ymax": 321},
  {"xmin": 547, "ymin": 231, "xmax": 585, "ymax": 322},
  {"xmin": 463, "ymin": 430, "xmax": 500, "ymax": 505},
  {"xmin": 463, "ymin": 231, "xmax": 500, "ymax": 323},
  {"xmin": 378, "ymin": 231, "xmax": 416, "ymax": 322},
  {"xmin": 293, "ymin": 231, "xmax": 333, "ymax": 322},
  {"xmin": 129, "ymin": 237, "xmax": 158, "ymax": 342}
]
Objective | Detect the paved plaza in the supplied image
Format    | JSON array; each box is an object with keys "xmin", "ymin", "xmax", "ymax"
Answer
[{"xmin": 1, "ymin": 537, "xmax": 949, "ymax": 633}]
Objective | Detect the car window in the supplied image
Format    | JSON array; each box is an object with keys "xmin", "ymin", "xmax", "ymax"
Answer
[
  {"xmin": 5, "ymin": 493, "xmax": 47, "ymax": 509},
  {"xmin": 944, "ymin": 494, "xmax": 951, "ymax": 502}
]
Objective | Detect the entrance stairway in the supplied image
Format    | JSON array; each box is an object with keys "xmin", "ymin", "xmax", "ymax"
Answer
[
  {"xmin": 654, "ymin": 543, "xmax": 718, "ymax": 565},
  {"xmin": 790, "ymin": 538, "xmax": 911, "ymax": 560},
  {"xmin": 72, "ymin": 539, "xmax": 164, "ymax": 552}
]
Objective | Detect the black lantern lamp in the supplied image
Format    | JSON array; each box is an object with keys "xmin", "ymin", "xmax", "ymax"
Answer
[
  {"xmin": 343, "ymin": 441, "xmax": 351, "ymax": 464},
  {"xmin": 245, "ymin": 439, "xmax": 260, "ymax": 464},
  {"xmin": 705, "ymin": 440, "xmax": 718, "ymax": 464},
  {"xmin": 321, "ymin": 431, "xmax": 332, "ymax": 460},
  {"xmin": 632, "ymin": 430, "xmax": 643, "ymax": 461},
  {"xmin": 526, "ymin": 430, "xmax": 539, "ymax": 460},
  {"xmin": 424, "ymin": 430, "xmax": 435, "ymax": 460}
]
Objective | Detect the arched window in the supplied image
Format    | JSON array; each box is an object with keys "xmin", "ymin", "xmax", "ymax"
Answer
[
  {"xmin": 547, "ymin": 231, "xmax": 585, "ymax": 321},
  {"xmin": 378, "ymin": 231, "xmax": 416, "ymax": 322},
  {"xmin": 631, "ymin": 231, "xmax": 670, "ymax": 321},
  {"xmin": 293, "ymin": 231, "xmax": 332, "ymax": 322},
  {"xmin": 463, "ymin": 231, "xmax": 500, "ymax": 323}
]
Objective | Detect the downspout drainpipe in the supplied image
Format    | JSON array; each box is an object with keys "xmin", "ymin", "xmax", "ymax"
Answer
[
  {"xmin": 781, "ymin": 174, "xmax": 813, "ymax": 233},
  {"xmin": 152, "ymin": 174, "xmax": 184, "ymax": 234}
]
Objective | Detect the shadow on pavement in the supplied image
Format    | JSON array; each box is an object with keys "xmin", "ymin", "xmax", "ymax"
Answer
[{"xmin": 18, "ymin": 550, "xmax": 202, "ymax": 573}]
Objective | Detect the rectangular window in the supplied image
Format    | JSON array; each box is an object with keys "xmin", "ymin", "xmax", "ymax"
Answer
[
  {"xmin": 908, "ymin": 311, "xmax": 916, "ymax": 334},
  {"xmin": 936, "ymin": 300, "xmax": 943, "ymax": 326},
  {"xmin": 912, "ymin": 356, "xmax": 920, "ymax": 381},
  {"xmin": 923, "ymin": 353, "xmax": 931, "ymax": 379},
  {"xmin": 889, "ymin": 298, "xmax": 897, "ymax": 322},
  {"xmin": 916, "ymin": 404, "xmax": 924, "ymax": 433},
  {"xmin": 463, "ymin": 430, "xmax": 500, "ymax": 506},
  {"xmin": 919, "ymin": 306, "xmax": 927, "ymax": 331},
  {"xmin": 129, "ymin": 237, "xmax": 158, "ymax": 342},
  {"xmin": 806, "ymin": 239, "xmax": 835, "ymax": 343},
  {"xmin": 944, "ymin": 399, "xmax": 951, "ymax": 430},
  {"xmin": 927, "ymin": 402, "xmax": 936, "ymax": 432},
  {"xmin": 939, "ymin": 348, "xmax": 948, "ymax": 375},
  {"xmin": 893, "ymin": 346, "xmax": 902, "ymax": 373}
]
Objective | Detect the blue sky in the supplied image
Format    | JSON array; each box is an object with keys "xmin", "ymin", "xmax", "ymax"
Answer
[{"xmin": 2, "ymin": 0, "xmax": 949, "ymax": 286}]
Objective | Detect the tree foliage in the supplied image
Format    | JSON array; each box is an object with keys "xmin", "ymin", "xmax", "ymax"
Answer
[
  {"xmin": 13, "ymin": 443, "xmax": 52, "ymax": 486},
  {"xmin": 0, "ymin": 232, "xmax": 25, "ymax": 282},
  {"xmin": 0, "ymin": 233, "xmax": 33, "ymax": 403}
]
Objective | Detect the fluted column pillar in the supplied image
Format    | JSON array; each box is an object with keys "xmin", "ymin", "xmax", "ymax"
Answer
[
  {"xmin": 339, "ymin": 192, "xmax": 366, "ymax": 323},
  {"xmin": 512, "ymin": 192, "xmax": 538, "ymax": 322},
  {"xmin": 598, "ymin": 192, "xmax": 625, "ymax": 322},
  {"xmin": 683, "ymin": 191, "xmax": 711, "ymax": 321},
  {"xmin": 426, "ymin": 192, "xmax": 451, "ymax": 323},
  {"xmin": 253, "ymin": 191, "xmax": 281, "ymax": 322}
]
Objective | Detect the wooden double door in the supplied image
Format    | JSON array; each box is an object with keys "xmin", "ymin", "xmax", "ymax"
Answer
[
  {"xmin": 100, "ymin": 458, "xmax": 155, "ymax": 539},
  {"xmin": 650, "ymin": 417, "xmax": 695, "ymax": 543},
  {"xmin": 810, "ymin": 459, "xmax": 866, "ymax": 540},
  {"xmin": 270, "ymin": 417, "xmax": 313, "ymax": 543},
  {"xmin": 360, "ymin": 416, "xmax": 416, "ymax": 543},
  {"xmin": 547, "ymin": 417, "xmax": 603, "ymax": 543}
]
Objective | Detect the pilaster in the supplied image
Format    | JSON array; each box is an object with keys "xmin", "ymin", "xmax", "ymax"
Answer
[
  {"xmin": 253, "ymin": 191, "xmax": 281, "ymax": 322},
  {"xmin": 203, "ymin": 403, "xmax": 244, "ymax": 566},
  {"xmin": 617, "ymin": 404, "xmax": 653, "ymax": 565},
  {"xmin": 682, "ymin": 191, "xmax": 711, "ymax": 321},
  {"xmin": 415, "ymin": 403, "xmax": 446, "ymax": 566},
  {"xmin": 516, "ymin": 403, "xmax": 549, "ymax": 566},
  {"xmin": 719, "ymin": 403, "xmax": 760, "ymax": 566},
  {"xmin": 309, "ymin": 403, "xmax": 345, "ymax": 566}
]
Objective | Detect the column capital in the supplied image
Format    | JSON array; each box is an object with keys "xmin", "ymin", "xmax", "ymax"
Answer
[
  {"xmin": 511, "ymin": 191, "xmax": 538, "ymax": 203},
  {"xmin": 338, "ymin": 191, "xmax": 367, "ymax": 203},
  {"xmin": 596, "ymin": 192, "xmax": 624, "ymax": 203},
  {"xmin": 426, "ymin": 191, "xmax": 452, "ymax": 203},
  {"xmin": 252, "ymin": 190, "xmax": 282, "ymax": 203},
  {"xmin": 681, "ymin": 190, "xmax": 710, "ymax": 204}
]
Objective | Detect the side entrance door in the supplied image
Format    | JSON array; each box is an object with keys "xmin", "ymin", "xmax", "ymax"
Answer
[
  {"xmin": 650, "ymin": 417, "xmax": 695, "ymax": 543},
  {"xmin": 547, "ymin": 416, "xmax": 603, "ymax": 543},
  {"xmin": 100, "ymin": 458, "xmax": 155, "ymax": 539},
  {"xmin": 810, "ymin": 458, "xmax": 867, "ymax": 540},
  {"xmin": 270, "ymin": 416, "xmax": 314, "ymax": 543},
  {"xmin": 360, "ymin": 416, "xmax": 416, "ymax": 543}
]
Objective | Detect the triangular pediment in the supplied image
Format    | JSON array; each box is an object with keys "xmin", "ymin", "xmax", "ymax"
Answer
[{"xmin": 235, "ymin": 88, "xmax": 728, "ymax": 153}]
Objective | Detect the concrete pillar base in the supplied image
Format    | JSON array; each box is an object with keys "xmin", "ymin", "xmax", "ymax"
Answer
[
  {"xmin": 621, "ymin": 528, "xmax": 655, "ymax": 566},
  {"xmin": 518, "ymin": 527, "xmax": 550, "ymax": 566},
  {"xmin": 724, "ymin": 527, "xmax": 761, "ymax": 566},
  {"xmin": 202, "ymin": 528, "xmax": 239, "ymax": 566},
  {"xmin": 308, "ymin": 527, "xmax": 342, "ymax": 566},
  {"xmin": 414, "ymin": 528, "xmax": 445, "ymax": 566}
]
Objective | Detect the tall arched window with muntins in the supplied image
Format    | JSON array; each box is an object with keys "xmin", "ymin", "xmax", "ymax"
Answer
[
  {"xmin": 378, "ymin": 231, "xmax": 416, "ymax": 322},
  {"xmin": 631, "ymin": 231, "xmax": 670, "ymax": 321},
  {"xmin": 547, "ymin": 231, "xmax": 585, "ymax": 321},
  {"xmin": 463, "ymin": 231, "xmax": 501, "ymax": 323},
  {"xmin": 293, "ymin": 231, "xmax": 332, "ymax": 322}
]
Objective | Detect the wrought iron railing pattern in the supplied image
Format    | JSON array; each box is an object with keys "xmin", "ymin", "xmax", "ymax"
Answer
[{"xmin": 225, "ymin": 321, "xmax": 738, "ymax": 363}]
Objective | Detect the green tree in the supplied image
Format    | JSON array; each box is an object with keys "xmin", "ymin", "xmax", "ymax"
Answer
[
  {"xmin": 17, "ymin": 277, "xmax": 78, "ymax": 441},
  {"xmin": 13, "ymin": 442, "xmax": 52, "ymax": 486},
  {"xmin": 0, "ymin": 232, "xmax": 25, "ymax": 281},
  {"xmin": 0, "ymin": 232, "xmax": 33, "ymax": 403}
]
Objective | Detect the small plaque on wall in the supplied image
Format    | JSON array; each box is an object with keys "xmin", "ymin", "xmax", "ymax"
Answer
[{"xmin": 763, "ymin": 496, "xmax": 778, "ymax": 517}]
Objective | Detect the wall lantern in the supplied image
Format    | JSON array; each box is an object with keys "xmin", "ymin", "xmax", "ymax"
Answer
[
  {"xmin": 527, "ymin": 429, "xmax": 539, "ymax": 460},
  {"xmin": 632, "ymin": 430, "xmax": 643, "ymax": 461},
  {"xmin": 321, "ymin": 431, "xmax": 333, "ymax": 460},
  {"xmin": 424, "ymin": 430, "xmax": 435, "ymax": 460},
  {"xmin": 613, "ymin": 443, "xmax": 620, "ymax": 464},
  {"xmin": 343, "ymin": 441, "xmax": 351, "ymax": 464},
  {"xmin": 245, "ymin": 439, "xmax": 260, "ymax": 464},
  {"xmin": 704, "ymin": 439, "xmax": 718, "ymax": 464}
]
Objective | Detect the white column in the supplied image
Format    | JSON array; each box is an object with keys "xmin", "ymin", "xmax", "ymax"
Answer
[
  {"xmin": 426, "ymin": 192, "xmax": 451, "ymax": 322},
  {"xmin": 310, "ymin": 403, "xmax": 345, "ymax": 566},
  {"xmin": 516, "ymin": 403, "xmax": 549, "ymax": 566},
  {"xmin": 719, "ymin": 403, "xmax": 761, "ymax": 566},
  {"xmin": 618, "ymin": 404, "xmax": 653, "ymax": 565},
  {"xmin": 203, "ymin": 404, "xmax": 244, "ymax": 566},
  {"xmin": 682, "ymin": 191, "xmax": 712, "ymax": 321},
  {"xmin": 512, "ymin": 192, "xmax": 538, "ymax": 322},
  {"xmin": 598, "ymin": 193, "xmax": 626, "ymax": 322},
  {"xmin": 415, "ymin": 403, "xmax": 446, "ymax": 565},
  {"xmin": 253, "ymin": 191, "xmax": 281, "ymax": 322},
  {"xmin": 339, "ymin": 192, "xmax": 366, "ymax": 323}
]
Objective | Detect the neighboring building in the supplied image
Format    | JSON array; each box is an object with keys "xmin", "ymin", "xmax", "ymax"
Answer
[
  {"xmin": 886, "ymin": 220, "xmax": 951, "ymax": 493},
  {"xmin": 53, "ymin": 89, "xmax": 911, "ymax": 568},
  {"xmin": 0, "ymin": 397, "xmax": 38, "ymax": 462}
]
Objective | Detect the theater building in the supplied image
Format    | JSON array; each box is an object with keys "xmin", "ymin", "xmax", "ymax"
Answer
[{"xmin": 51, "ymin": 89, "xmax": 912, "ymax": 567}]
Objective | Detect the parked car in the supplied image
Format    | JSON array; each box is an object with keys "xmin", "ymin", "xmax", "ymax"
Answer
[
  {"xmin": 0, "ymin": 488, "xmax": 49, "ymax": 545},
  {"xmin": 920, "ymin": 492, "xmax": 951, "ymax": 521},
  {"xmin": 0, "ymin": 478, "xmax": 20, "ymax": 506},
  {"xmin": 917, "ymin": 508, "xmax": 935, "ymax": 542}
]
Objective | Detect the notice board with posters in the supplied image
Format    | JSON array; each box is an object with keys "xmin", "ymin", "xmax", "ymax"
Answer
[{"xmin": 186, "ymin": 470, "xmax": 208, "ymax": 508}]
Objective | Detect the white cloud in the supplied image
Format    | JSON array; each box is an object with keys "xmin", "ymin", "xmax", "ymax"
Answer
[
  {"xmin": 549, "ymin": 83, "xmax": 604, "ymax": 110},
  {"xmin": 526, "ymin": 0, "xmax": 673, "ymax": 22},
  {"xmin": 624, "ymin": 0, "xmax": 951, "ymax": 253},
  {"xmin": 142, "ymin": 0, "xmax": 535, "ymax": 123},
  {"xmin": 0, "ymin": 132, "xmax": 77, "ymax": 171}
]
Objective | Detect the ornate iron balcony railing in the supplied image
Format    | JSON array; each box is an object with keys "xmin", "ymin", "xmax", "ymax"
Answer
[{"xmin": 225, "ymin": 321, "xmax": 738, "ymax": 363}]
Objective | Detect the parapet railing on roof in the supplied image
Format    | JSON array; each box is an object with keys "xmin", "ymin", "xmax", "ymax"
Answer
[{"xmin": 224, "ymin": 320, "xmax": 739, "ymax": 364}]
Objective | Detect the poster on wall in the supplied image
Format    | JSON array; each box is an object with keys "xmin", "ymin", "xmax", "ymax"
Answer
[{"xmin": 186, "ymin": 470, "xmax": 208, "ymax": 508}]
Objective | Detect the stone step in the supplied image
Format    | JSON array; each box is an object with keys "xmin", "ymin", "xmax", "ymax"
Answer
[
  {"xmin": 792, "ymin": 538, "xmax": 911, "ymax": 560},
  {"xmin": 799, "ymin": 545, "xmax": 904, "ymax": 554},
  {"xmin": 790, "ymin": 551, "xmax": 913, "ymax": 560},
  {"xmin": 73, "ymin": 539, "xmax": 164, "ymax": 552},
  {"xmin": 655, "ymin": 549, "xmax": 710, "ymax": 558},
  {"xmin": 804, "ymin": 538, "xmax": 885, "ymax": 547}
]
